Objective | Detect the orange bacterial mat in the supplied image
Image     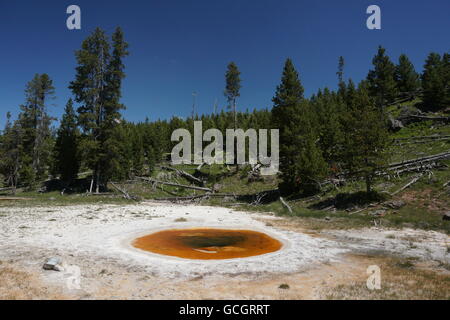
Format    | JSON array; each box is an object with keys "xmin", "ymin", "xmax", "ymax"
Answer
[{"xmin": 132, "ymin": 228, "xmax": 282, "ymax": 260}]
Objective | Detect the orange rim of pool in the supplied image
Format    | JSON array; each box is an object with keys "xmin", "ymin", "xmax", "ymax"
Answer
[{"xmin": 132, "ymin": 228, "xmax": 283, "ymax": 260}]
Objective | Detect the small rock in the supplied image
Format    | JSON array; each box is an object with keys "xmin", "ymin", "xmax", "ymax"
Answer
[
  {"xmin": 385, "ymin": 200, "xmax": 406, "ymax": 209},
  {"xmin": 43, "ymin": 257, "xmax": 62, "ymax": 271},
  {"xmin": 324, "ymin": 216, "xmax": 331, "ymax": 221}
]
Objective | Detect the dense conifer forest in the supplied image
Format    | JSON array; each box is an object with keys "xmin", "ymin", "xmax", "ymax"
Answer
[{"xmin": 1, "ymin": 28, "xmax": 449, "ymax": 199}]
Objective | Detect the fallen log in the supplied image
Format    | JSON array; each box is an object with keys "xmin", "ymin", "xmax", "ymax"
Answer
[
  {"xmin": 400, "ymin": 115, "xmax": 450, "ymax": 122},
  {"xmin": 87, "ymin": 192, "xmax": 115, "ymax": 196},
  {"xmin": 154, "ymin": 195, "xmax": 207, "ymax": 201},
  {"xmin": 110, "ymin": 182, "xmax": 139, "ymax": 201},
  {"xmin": 387, "ymin": 151, "xmax": 450, "ymax": 169},
  {"xmin": 335, "ymin": 152, "xmax": 450, "ymax": 179},
  {"xmin": 391, "ymin": 174, "xmax": 423, "ymax": 195},
  {"xmin": 349, "ymin": 206, "xmax": 369, "ymax": 215},
  {"xmin": 159, "ymin": 165, "xmax": 204, "ymax": 186},
  {"xmin": 387, "ymin": 163, "xmax": 441, "ymax": 176},
  {"xmin": 154, "ymin": 193, "xmax": 236, "ymax": 201},
  {"xmin": 393, "ymin": 137, "xmax": 450, "ymax": 146},
  {"xmin": 136, "ymin": 176, "xmax": 212, "ymax": 192},
  {"xmin": 393, "ymin": 135, "xmax": 450, "ymax": 141}
]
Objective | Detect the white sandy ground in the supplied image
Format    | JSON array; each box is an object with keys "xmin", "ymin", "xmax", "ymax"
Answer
[{"xmin": 0, "ymin": 202, "xmax": 449, "ymax": 299}]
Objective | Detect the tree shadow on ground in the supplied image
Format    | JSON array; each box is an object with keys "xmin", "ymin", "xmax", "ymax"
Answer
[
  {"xmin": 43, "ymin": 177, "xmax": 107, "ymax": 194},
  {"xmin": 309, "ymin": 191, "xmax": 388, "ymax": 211},
  {"xmin": 235, "ymin": 189, "xmax": 281, "ymax": 204}
]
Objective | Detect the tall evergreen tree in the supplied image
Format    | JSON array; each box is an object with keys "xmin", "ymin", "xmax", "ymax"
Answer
[
  {"xmin": 69, "ymin": 27, "xmax": 129, "ymax": 192},
  {"xmin": 0, "ymin": 113, "xmax": 23, "ymax": 192},
  {"xmin": 421, "ymin": 52, "xmax": 447, "ymax": 111},
  {"xmin": 53, "ymin": 99, "xmax": 80, "ymax": 184},
  {"xmin": 18, "ymin": 73, "xmax": 55, "ymax": 186},
  {"xmin": 442, "ymin": 53, "xmax": 450, "ymax": 107},
  {"xmin": 336, "ymin": 56, "xmax": 346, "ymax": 94},
  {"xmin": 313, "ymin": 88, "xmax": 345, "ymax": 166},
  {"xmin": 224, "ymin": 62, "xmax": 241, "ymax": 130},
  {"xmin": 367, "ymin": 46, "xmax": 398, "ymax": 108},
  {"xmin": 395, "ymin": 54, "xmax": 420, "ymax": 99},
  {"xmin": 341, "ymin": 81, "xmax": 389, "ymax": 193},
  {"xmin": 272, "ymin": 58, "xmax": 326, "ymax": 194},
  {"xmin": 103, "ymin": 121, "xmax": 133, "ymax": 181}
]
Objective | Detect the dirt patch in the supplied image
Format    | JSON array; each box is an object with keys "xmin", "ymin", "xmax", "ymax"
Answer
[
  {"xmin": 401, "ymin": 190, "xmax": 449, "ymax": 214},
  {"xmin": 0, "ymin": 261, "xmax": 71, "ymax": 300}
]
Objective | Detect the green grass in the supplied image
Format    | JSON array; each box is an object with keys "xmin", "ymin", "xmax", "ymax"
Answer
[
  {"xmin": 385, "ymin": 98, "xmax": 422, "ymax": 118},
  {"xmin": 0, "ymin": 191, "xmax": 134, "ymax": 207}
]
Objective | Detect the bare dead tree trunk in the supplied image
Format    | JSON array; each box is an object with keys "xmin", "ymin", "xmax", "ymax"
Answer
[
  {"xmin": 279, "ymin": 196, "xmax": 293, "ymax": 214},
  {"xmin": 95, "ymin": 166, "xmax": 100, "ymax": 194},
  {"xmin": 89, "ymin": 177, "xmax": 94, "ymax": 193}
]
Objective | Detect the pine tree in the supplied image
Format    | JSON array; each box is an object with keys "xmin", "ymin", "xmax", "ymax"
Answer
[
  {"xmin": 0, "ymin": 112, "xmax": 23, "ymax": 193},
  {"xmin": 422, "ymin": 52, "xmax": 447, "ymax": 111},
  {"xmin": 442, "ymin": 53, "xmax": 450, "ymax": 107},
  {"xmin": 18, "ymin": 74, "xmax": 55, "ymax": 187},
  {"xmin": 103, "ymin": 122, "xmax": 133, "ymax": 181},
  {"xmin": 224, "ymin": 62, "xmax": 241, "ymax": 130},
  {"xmin": 337, "ymin": 56, "xmax": 346, "ymax": 94},
  {"xmin": 341, "ymin": 81, "xmax": 389, "ymax": 193},
  {"xmin": 367, "ymin": 46, "xmax": 398, "ymax": 108},
  {"xmin": 313, "ymin": 88, "xmax": 345, "ymax": 166},
  {"xmin": 102, "ymin": 27, "xmax": 130, "ymax": 182},
  {"xmin": 395, "ymin": 54, "xmax": 420, "ymax": 99},
  {"xmin": 272, "ymin": 58, "xmax": 326, "ymax": 194},
  {"xmin": 53, "ymin": 99, "xmax": 80, "ymax": 184},
  {"xmin": 69, "ymin": 27, "xmax": 129, "ymax": 191}
]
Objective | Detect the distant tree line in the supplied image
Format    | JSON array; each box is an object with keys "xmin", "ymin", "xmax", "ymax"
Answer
[{"xmin": 0, "ymin": 27, "xmax": 449, "ymax": 195}]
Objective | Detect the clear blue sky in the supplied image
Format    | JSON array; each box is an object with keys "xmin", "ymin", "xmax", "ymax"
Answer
[{"xmin": 0, "ymin": 0, "xmax": 449, "ymax": 128}]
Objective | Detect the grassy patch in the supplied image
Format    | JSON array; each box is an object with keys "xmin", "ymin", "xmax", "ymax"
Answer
[
  {"xmin": 385, "ymin": 205, "xmax": 449, "ymax": 233},
  {"xmin": 0, "ymin": 191, "xmax": 134, "ymax": 208}
]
